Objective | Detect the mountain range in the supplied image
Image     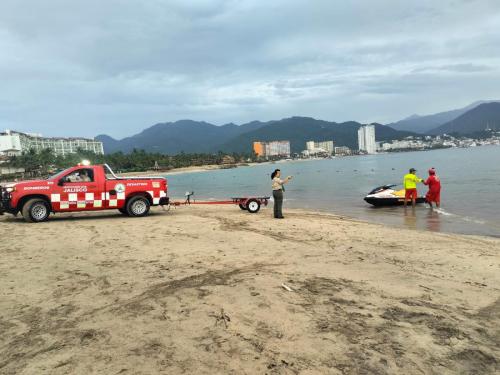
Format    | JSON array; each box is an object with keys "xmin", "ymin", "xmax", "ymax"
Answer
[
  {"xmin": 96, "ymin": 118, "xmax": 414, "ymax": 155},
  {"xmin": 96, "ymin": 100, "xmax": 500, "ymax": 155},
  {"xmin": 97, "ymin": 120, "xmax": 266, "ymax": 154},
  {"xmin": 429, "ymin": 102, "xmax": 500, "ymax": 135},
  {"xmin": 388, "ymin": 100, "xmax": 499, "ymax": 133}
]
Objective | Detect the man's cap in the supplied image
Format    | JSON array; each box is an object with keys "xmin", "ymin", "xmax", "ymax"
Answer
[{"xmin": 409, "ymin": 168, "xmax": 416, "ymax": 172}]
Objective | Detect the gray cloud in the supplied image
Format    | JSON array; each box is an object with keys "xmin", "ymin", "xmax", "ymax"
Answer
[{"xmin": 0, "ymin": 0, "xmax": 499, "ymax": 137}]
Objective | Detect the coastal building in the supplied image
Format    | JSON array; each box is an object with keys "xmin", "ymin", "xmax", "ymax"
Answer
[
  {"xmin": 221, "ymin": 155, "xmax": 236, "ymax": 164},
  {"xmin": 305, "ymin": 140, "xmax": 334, "ymax": 155},
  {"xmin": 0, "ymin": 166, "xmax": 25, "ymax": 176},
  {"xmin": 0, "ymin": 148, "xmax": 21, "ymax": 157},
  {"xmin": 357, "ymin": 124, "xmax": 376, "ymax": 154},
  {"xmin": 334, "ymin": 146, "xmax": 352, "ymax": 156},
  {"xmin": 374, "ymin": 133, "xmax": 500, "ymax": 151},
  {"xmin": 253, "ymin": 142, "xmax": 265, "ymax": 157},
  {"xmin": 0, "ymin": 130, "xmax": 104, "ymax": 156},
  {"xmin": 305, "ymin": 141, "xmax": 314, "ymax": 152},
  {"xmin": 382, "ymin": 140, "xmax": 413, "ymax": 151},
  {"xmin": 253, "ymin": 141, "xmax": 290, "ymax": 158}
]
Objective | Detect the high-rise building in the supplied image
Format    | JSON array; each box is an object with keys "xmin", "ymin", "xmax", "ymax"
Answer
[
  {"xmin": 306, "ymin": 141, "xmax": 315, "ymax": 152},
  {"xmin": 357, "ymin": 125, "xmax": 376, "ymax": 154},
  {"xmin": 0, "ymin": 130, "xmax": 105, "ymax": 156},
  {"xmin": 253, "ymin": 141, "xmax": 290, "ymax": 157}
]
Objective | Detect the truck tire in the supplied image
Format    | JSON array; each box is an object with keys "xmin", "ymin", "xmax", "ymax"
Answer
[
  {"xmin": 22, "ymin": 198, "xmax": 50, "ymax": 223},
  {"xmin": 239, "ymin": 203, "xmax": 247, "ymax": 210},
  {"xmin": 126, "ymin": 196, "xmax": 150, "ymax": 217},
  {"xmin": 118, "ymin": 207, "xmax": 129, "ymax": 216},
  {"xmin": 246, "ymin": 199, "xmax": 260, "ymax": 213}
]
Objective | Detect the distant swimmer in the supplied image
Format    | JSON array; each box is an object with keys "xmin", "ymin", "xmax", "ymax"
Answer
[
  {"xmin": 423, "ymin": 168, "xmax": 441, "ymax": 209},
  {"xmin": 403, "ymin": 168, "xmax": 424, "ymax": 207}
]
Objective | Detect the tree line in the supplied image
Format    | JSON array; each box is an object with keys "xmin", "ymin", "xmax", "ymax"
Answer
[{"xmin": 4, "ymin": 148, "xmax": 258, "ymax": 177}]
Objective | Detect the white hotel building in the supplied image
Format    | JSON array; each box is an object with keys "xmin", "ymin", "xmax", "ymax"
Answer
[
  {"xmin": 264, "ymin": 140, "xmax": 290, "ymax": 157},
  {"xmin": 305, "ymin": 140, "xmax": 334, "ymax": 155},
  {"xmin": 357, "ymin": 124, "xmax": 377, "ymax": 154},
  {"xmin": 0, "ymin": 130, "xmax": 104, "ymax": 156}
]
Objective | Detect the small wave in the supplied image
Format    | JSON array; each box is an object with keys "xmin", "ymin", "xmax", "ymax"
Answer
[
  {"xmin": 434, "ymin": 208, "xmax": 487, "ymax": 225},
  {"xmin": 433, "ymin": 208, "xmax": 453, "ymax": 216},
  {"xmin": 462, "ymin": 216, "xmax": 486, "ymax": 225}
]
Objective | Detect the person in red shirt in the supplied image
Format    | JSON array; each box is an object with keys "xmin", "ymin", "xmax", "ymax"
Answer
[{"xmin": 423, "ymin": 168, "xmax": 441, "ymax": 208}]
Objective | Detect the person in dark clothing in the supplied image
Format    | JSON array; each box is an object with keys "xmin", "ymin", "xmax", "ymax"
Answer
[{"xmin": 271, "ymin": 169, "xmax": 292, "ymax": 219}]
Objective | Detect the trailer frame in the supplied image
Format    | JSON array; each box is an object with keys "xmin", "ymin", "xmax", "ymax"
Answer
[{"xmin": 170, "ymin": 193, "xmax": 270, "ymax": 213}]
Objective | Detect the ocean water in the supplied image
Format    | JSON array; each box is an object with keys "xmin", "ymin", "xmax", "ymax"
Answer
[{"xmin": 166, "ymin": 146, "xmax": 500, "ymax": 237}]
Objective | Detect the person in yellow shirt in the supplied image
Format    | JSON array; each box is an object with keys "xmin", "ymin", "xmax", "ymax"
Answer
[{"xmin": 403, "ymin": 168, "xmax": 424, "ymax": 207}]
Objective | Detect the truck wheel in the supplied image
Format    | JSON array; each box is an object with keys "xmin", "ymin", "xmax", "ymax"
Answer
[
  {"xmin": 126, "ymin": 196, "xmax": 150, "ymax": 217},
  {"xmin": 22, "ymin": 198, "xmax": 50, "ymax": 223},
  {"xmin": 246, "ymin": 199, "xmax": 260, "ymax": 213},
  {"xmin": 118, "ymin": 207, "xmax": 129, "ymax": 216},
  {"xmin": 239, "ymin": 203, "xmax": 247, "ymax": 210}
]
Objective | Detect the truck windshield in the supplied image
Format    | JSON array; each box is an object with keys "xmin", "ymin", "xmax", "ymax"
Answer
[{"xmin": 47, "ymin": 168, "xmax": 71, "ymax": 180}]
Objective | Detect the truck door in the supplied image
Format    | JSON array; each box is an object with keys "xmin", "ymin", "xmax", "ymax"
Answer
[{"xmin": 51, "ymin": 168, "xmax": 104, "ymax": 211}]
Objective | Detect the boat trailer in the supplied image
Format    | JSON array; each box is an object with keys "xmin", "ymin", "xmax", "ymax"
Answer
[{"xmin": 169, "ymin": 192, "xmax": 270, "ymax": 213}]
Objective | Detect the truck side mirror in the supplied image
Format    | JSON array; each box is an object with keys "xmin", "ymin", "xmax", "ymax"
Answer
[{"xmin": 58, "ymin": 178, "xmax": 65, "ymax": 186}]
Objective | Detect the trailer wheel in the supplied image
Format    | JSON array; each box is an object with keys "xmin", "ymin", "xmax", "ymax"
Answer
[
  {"xmin": 246, "ymin": 199, "xmax": 260, "ymax": 213},
  {"xmin": 126, "ymin": 196, "xmax": 150, "ymax": 217},
  {"xmin": 22, "ymin": 198, "xmax": 50, "ymax": 223},
  {"xmin": 239, "ymin": 203, "xmax": 247, "ymax": 210}
]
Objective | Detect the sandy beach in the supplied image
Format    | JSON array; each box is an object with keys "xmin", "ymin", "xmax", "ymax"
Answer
[
  {"xmin": 0, "ymin": 205, "xmax": 499, "ymax": 374},
  {"xmin": 119, "ymin": 161, "xmax": 271, "ymax": 178},
  {"xmin": 120, "ymin": 164, "xmax": 225, "ymax": 177}
]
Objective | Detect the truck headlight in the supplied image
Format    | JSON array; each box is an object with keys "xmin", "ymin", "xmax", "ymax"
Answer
[{"xmin": 5, "ymin": 187, "xmax": 15, "ymax": 193}]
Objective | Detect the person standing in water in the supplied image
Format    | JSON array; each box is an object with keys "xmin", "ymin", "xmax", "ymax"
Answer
[
  {"xmin": 423, "ymin": 168, "xmax": 441, "ymax": 209},
  {"xmin": 271, "ymin": 169, "xmax": 292, "ymax": 219},
  {"xmin": 403, "ymin": 168, "xmax": 424, "ymax": 207}
]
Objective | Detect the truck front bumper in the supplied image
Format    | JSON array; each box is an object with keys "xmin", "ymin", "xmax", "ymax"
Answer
[
  {"xmin": 159, "ymin": 197, "xmax": 169, "ymax": 206},
  {"xmin": 0, "ymin": 189, "xmax": 15, "ymax": 215}
]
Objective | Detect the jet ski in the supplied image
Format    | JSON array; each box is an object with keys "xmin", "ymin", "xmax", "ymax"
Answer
[{"xmin": 364, "ymin": 184, "xmax": 426, "ymax": 206}]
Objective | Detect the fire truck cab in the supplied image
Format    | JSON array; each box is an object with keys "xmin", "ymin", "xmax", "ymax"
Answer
[{"xmin": 0, "ymin": 163, "xmax": 169, "ymax": 222}]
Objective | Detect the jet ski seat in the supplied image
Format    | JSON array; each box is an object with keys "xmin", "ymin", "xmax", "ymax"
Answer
[{"xmin": 393, "ymin": 189, "xmax": 405, "ymax": 197}]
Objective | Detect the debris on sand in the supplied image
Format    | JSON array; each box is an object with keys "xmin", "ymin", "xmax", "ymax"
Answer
[{"xmin": 210, "ymin": 308, "xmax": 231, "ymax": 328}]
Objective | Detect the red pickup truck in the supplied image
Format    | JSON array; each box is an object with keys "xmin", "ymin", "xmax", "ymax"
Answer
[{"xmin": 0, "ymin": 163, "xmax": 169, "ymax": 222}]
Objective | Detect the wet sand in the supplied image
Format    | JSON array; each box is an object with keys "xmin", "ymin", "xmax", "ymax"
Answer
[{"xmin": 0, "ymin": 205, "xmax": 499, "ymax": 374}]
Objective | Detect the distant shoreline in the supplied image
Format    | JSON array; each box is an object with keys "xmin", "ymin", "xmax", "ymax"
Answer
[
  {"xmin": 118, "ymin": 161, "xmax": 269, "ymax": 178},
  {"xmin": 118, "ymin": 159, "xmax": 312, "ymax": 178},
  {"xmin": 117, "ymin": 157, "xmax": 333, "ymax": 178},
  {"xmin": 118, "ymin": 144, "xmax": 500, "ymax": 178}
]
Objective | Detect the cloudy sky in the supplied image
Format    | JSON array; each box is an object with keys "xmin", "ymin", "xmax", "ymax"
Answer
[{"xmin": 1, "ymin": 0, "xmax": 499, "ymax": 138}]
